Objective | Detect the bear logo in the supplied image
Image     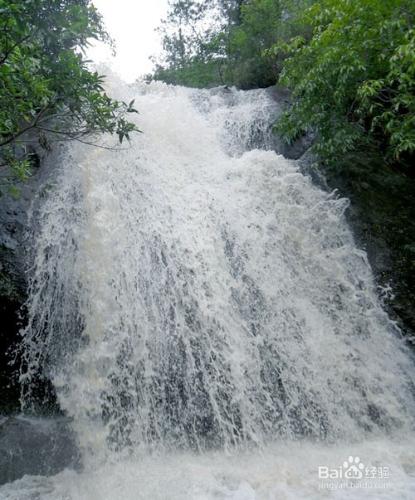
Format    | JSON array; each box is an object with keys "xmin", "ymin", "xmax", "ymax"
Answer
[{"xmin": 343, "ymin": 456, "xmax": 364, "ymax": 480}]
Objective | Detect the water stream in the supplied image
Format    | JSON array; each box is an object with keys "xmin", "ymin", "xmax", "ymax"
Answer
[{"xmin": 2, "ymin": 81, "xmax": 415, "ymax": 499}]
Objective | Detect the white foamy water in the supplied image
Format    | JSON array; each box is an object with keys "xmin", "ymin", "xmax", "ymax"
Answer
[
  {"xmin": 3, "ymin": 80, "xmax": 415, "ymax": 498},
  {"xmin": 2, "ymin": 437, "xmax": 415, "ymax": 499}
]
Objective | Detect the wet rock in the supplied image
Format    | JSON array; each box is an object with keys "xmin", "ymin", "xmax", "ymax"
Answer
[
  {"xmin": 265, "ymin": 85, "xmax": 314, "ymax": 160},
  {"xmin": 298, "ymin": 151, "xmax": 415, "ymax": 337},
  {"xmin": 0, "ymin": 145, "xmax": 60, "ymax": 413},
  {"xmin": 0, "ymin": 178, "xmax": 39, "ymax": 414},
  {"xmin": 0, "ymin": 415, "xmax": 81, "ymax": 484}
]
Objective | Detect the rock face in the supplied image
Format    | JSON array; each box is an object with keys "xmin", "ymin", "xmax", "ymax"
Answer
[
  {"xmin": 0, "ymin": 415, "xmax": 80, "ymax": 484},
  {"xmin": 264, "ymin": 86, "xmax": 315, "ymax": 160},
  {"xmin": 0, "ymin": 176, "xmax": 37, "ymax": 413},
  {"xmin": 0, "ymin": 146, "xmax": 58, "ymax": 413},
  {"xmin": 304, "ymin": 156, "xmax": 415, "ymax": 337}
]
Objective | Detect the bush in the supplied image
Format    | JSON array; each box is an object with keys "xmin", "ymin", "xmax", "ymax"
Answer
[{"xmin": 272, "ymin": 0, "xmax": 415, "ymax": 168}]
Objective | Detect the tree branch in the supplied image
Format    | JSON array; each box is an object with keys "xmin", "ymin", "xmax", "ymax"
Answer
[
  {"xmin": 0, "ymin": 105, "xmax": 50, "ymax": 148},
  {"xmin": 0, "ymin": 33, "xmax": 33, "ymax": 66},
  {"xmin": 36, "ymin": 127, "xmax": 131, "ymax": 151}
]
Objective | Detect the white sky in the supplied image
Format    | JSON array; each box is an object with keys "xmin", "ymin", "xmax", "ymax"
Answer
[{"xmin": 88, "ymin": 0, "xmax": 169, "ymax": 82}]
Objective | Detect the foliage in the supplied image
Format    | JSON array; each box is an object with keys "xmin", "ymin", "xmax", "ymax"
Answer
[
  {"xmin": 152, "ymin": 0, "xmax": 315, "ymax": 89},
  {"xmin": 0, "ymin": 0, "xmax": 139, "ymax": 192},
  {"xmin": 272, "ymin": 0, "xmax": 415, "ymax": 167},
  {"xmin": 224, "ymin": 0, "xmax": 283, "ymax": 87},
  {"xmin": 151, "ymin": 0, "xmax": 222, "ymax": 87}
]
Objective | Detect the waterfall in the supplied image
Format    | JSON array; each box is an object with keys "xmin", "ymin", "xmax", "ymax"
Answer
[{"xmin": 4, "ymin": 80, "xmax": 415, "ymax": 499}]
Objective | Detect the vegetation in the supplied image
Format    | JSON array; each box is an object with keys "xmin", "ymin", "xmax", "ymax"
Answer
[
  {"xmin": 152, "ymin": 1, "xmax": 313, "ymax": 88},
  {"xmin": 153, "ymin": 0, "xmax": 415, "ymax": 170},
  {"xmin": 0, "ymin": 0, "xmax": 138, "ymax": 193},
  {"xmin": 273, "ymin": 0, "xmax": 415, "ymax": 169}
]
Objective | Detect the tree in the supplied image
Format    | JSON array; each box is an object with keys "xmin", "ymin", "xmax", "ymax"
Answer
[
  {"xmin": 272, "ymin": 0, "xmax": 415, "ymax": 169},
  {"xmin": 152, "ymin": 0, "xmax": 247, "ymax": 87},
  {"xmin": 0, "ymin": 0, "xmax": 138, "ymax": 193},
  {"xmin": 151, "ymin": 0, "xmax": 309, "ymax": 89},
  {"xmin": 225, "ymin": 0, "xmax": 283, "ymax": 88}
]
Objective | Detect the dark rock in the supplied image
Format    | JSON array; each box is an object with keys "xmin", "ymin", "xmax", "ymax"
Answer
[
  {"xmin": 0, "ymin": 144, "xmax": 60, "ymax": 414},
  {"xmin": 266, "ymin": 85, "xmax": 314, "ymax": 160},
  {"xmin": 298, "ymin": 151, "xmax": 415, "ymax": 337},
  {"xmin": 0, "ymin": 415, "xmax": 81, "ymax": 484},
  {"xmin": 0, "ymin": 181, "xmax": 38, "ymax": 414}
]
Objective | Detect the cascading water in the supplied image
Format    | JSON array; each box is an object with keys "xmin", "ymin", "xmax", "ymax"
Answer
[{"xmin": 2, "ymin": 79, "xmax": 415, "ymax": 499}]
